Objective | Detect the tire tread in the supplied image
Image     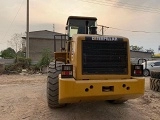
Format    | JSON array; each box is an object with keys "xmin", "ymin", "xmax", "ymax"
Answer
[
  {"xmin": 47, "ymin": 61, "xmax": 66, "ymax": 108},
  {"xmin": 150, "ymin": 78, "xmax": 160, "ymax": 92}
]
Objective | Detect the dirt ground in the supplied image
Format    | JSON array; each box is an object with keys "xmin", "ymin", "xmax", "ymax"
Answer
[{"xmin": 0, "ymin": 74, "xmax": 160, "ymax": 120}]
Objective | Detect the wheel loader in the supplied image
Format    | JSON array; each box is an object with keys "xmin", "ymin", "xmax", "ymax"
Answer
[{"xmin": 47, "ymin": 16, "xmax": 145, "ymax": 108}]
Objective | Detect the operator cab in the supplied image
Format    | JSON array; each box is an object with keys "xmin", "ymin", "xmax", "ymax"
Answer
[{"xmin": 66, "ymin": 16, "xmax": 97, "ymax": 39}]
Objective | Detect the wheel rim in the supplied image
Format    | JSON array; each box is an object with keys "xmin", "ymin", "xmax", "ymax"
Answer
[{"xmin": 144, "ymin": 70, "xmax": 149, "ymax": 76}]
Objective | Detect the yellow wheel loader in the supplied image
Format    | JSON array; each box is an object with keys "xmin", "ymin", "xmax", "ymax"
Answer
[{"xmin": 47, "ymin": 16, "xmax": 145, "ymax": 108}]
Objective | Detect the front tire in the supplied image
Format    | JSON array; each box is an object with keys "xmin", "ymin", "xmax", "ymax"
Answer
[{"xmin": 47, "ymin": 61, "xmax": 66, "ymax": 108}]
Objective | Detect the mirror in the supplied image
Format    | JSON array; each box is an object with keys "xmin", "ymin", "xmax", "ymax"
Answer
[{"xmin": 151, "ymin": 63, "xmax": 154, "ymax": 67}]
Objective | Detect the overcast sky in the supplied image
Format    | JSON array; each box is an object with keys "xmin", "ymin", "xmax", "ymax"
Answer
[{"xmin": 0, "ymin": 0, "xmax": 160, "ymax": 53}]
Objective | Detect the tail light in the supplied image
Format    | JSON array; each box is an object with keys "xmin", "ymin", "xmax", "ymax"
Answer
[
  {"xmin": 61, "ymin": 64, "xmax": 73, "ymax": 78},
  {"xmin": 131, "ymin": 65, "xmax": 143, "ymax": 76}
]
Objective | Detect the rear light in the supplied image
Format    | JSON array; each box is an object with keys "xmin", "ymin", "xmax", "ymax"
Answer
[
  {"xmin": 61, "ymin": 64, "xmax": 73, "ymax": 78},
  {"xmin": 134, "ymin": 69, "xmax": 142, "ymax": 75},
  {"xmin": 131, "ymin": 65, "xmax": 143, "ymax": 76}
]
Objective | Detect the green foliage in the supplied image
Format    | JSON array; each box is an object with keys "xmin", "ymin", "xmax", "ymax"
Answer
[
  {"xmin": 1, "ymin": 47, "xmax": 16, "ymax": 58},
  {"xmin": 15, "ymin": 57, "xmax": 31, "ymax": 69},
  {"xmin": 38, "ymin": 49, "xmax": 52, "ymax": 67},
  {"xmin": 5, "ymin": 57, "xmax": 32, "ymax": 73},
  {"xmin": 130, "ymin": 45, "xmax": 154, "ymax": 54},
  {"xmin": 5, "ymin": 64, "xmax": 22, "ymax": 73},
  {"xmin": 2, "ymin": 48, "xmax": 53, "ymax": 74},
  {"xmin": 145, "ymin": 48, "xmax": 154, "ymax": 53},
  {"xmin": 17, "ymin": 51, "xmax": 25, "ymax": 58},
  {"xmin": 26, "ymin": 64, "xmax": 40, "ymax": 74}
]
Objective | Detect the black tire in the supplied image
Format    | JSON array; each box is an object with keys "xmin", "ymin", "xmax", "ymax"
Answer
[
  {"xmin": 47, "ymin": 61, "xmax": 66, "ymax": 108},
  {"xmin": 150, "ymin": 78, "xmax": 160, "ymax": 92},
  {"xmin": 150, "ymin": 71, "xmax": 160, "ymax": 79},
  {"xmin": 108, "ymin": 100, "xmax": 127, "ymax": 104},
  {"xmin": 143, "ymin": 69, "xmax": 150, "ymax": 76}
]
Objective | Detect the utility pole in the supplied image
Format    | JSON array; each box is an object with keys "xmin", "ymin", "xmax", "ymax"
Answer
[
  {"xmin": 102, "ymin": 26, "xmax": 104, "ymax": 35},
  {"xmin": 26, "ymin": 0, "xmax": 29, "ymax": 58},
  {"xmin": 53, "ymin": 24, "xmax": 55, "ymax": 32},
  {"xmin": 97, "ymin": 25, "xmax": 109, "ymax": 35}
]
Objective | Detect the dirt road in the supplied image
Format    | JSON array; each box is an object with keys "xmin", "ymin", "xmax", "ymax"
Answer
[{"xmin": 0, "ymin": 74, "xmax": 160, "ymax": 120}]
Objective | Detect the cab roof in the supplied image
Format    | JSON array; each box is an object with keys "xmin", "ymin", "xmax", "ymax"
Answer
[{"xmin": 66, "ymin": 16, "xmax": 97, "ymax": 25}]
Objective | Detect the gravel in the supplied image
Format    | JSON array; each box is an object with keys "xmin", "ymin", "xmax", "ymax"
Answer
[{"xmin": 0, "ymin": 74, "xmax": 160, "ymax": 120}]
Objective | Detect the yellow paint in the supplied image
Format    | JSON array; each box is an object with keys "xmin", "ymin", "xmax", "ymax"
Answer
[
  {"xmin": 54, "ymin": 52, "xmax": 68, "ymax": 63},
  {"xmin": 71, "ymin": 34, "xmax": 131, "ymax": 80},
  {"xmin": 55, "ymin": 34, "xmax": 145, "ymax": 104},
  {"xmin": 59, "ymin": 76, "xmax": 145, "ymax": 103}
]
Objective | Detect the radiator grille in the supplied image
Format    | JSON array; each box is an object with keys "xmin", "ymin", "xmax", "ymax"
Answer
[{"xmin": 82, "ymin": 40, "xmax": 128, "ymax": 74}]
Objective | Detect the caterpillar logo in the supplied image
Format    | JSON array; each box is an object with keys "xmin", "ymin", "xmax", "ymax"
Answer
[{"xmin": 92, "ymin": 36, "xmax": 118, "ymax": 41}]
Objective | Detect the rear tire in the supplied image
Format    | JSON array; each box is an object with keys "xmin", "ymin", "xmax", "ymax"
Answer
[
  {"xmin": 47, "ymin": 61, "xmax": 66, "ymax": 108},
  {"xmin": 150, "ymin": 78, "xmax": 160, "ymax": 92},
  {"xmin": 108, "ymin": 100, "xmax": 127, "ymax": 104},
  {"xmin": 143, "ymin": 69, "xmax": 150, "ymax": 76},
  {"xmin": 150, "ymin": 71, "xmax": 160, "ymax": 79}
]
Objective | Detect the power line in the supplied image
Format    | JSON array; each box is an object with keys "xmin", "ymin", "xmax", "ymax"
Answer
[
  {"xmin": 106, "ymin": 0, "xmax": 160, "ymax": 12},
  {"xmin": 77, "ymin": 0, "xmax": 160, "ymax": 34},
  {"xmin": 80, "ymin": 0, "xmax": 160, "ymax": 13},
  {"xmin": 79, "ymin": 0, "xmax": 160, "ymax": 14},
  {"xmin": 97, "ymin": 25, "xmax": 109, "ymax": 35},
  {"xmin": 2, "ymin": 0, "xmax": 24, "ymax": 42},
  {"xmin": 98, "ymin": 25, "xmax": 160, "ymax": 34}
]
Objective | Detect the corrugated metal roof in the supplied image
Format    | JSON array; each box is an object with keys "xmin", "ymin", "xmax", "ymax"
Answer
[{"xmin": 22, "ymin": 30, "xmax": 66, "ymax": 40}]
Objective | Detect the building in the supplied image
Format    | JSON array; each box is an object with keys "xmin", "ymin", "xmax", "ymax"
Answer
[
  {"xmin": 130, "ymin": 50, "xmax": 153, "ymax": 64},
  {"xmin": 130, "ymin": 50, "xmax": 153, "ymax": 58},
  {"xmin": 22, "ymin": 30, "xmax": 66, "ymax": 61},
  {"xmin": 22, "ymin": 30, "xmax": 153, "ymax": 63}
]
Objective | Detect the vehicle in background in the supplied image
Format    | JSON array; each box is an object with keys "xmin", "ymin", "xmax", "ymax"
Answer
[{"xmin": 142, "ymin": 61, "xmax": 160, "ymax": 76}]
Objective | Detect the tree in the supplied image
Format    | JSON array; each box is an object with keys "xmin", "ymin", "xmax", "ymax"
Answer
[
  {"xmin": 1, "ymin": 47, "xmax": 16, "ymax": 59},
  {"xmin": 145, "ymin": 48, "xmax": 154, "ymax": 53},
  {"xmin": 130, "ymin": 45, "xmax": 143, "ymax": 51},
  {"xmin": 8, "ymin": 33, "xmax": 25, "ymax": 52},
  {"xmin": 17, "ymin": 50, "xmax": 25, "ymax": 58},
  {"xmin": 38, "ymin": 49, "xmax": 52, "ymax": 67}
]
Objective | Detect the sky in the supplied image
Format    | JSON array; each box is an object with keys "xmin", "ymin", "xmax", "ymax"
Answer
[{"xmin": 0, "ymin": 0, "xmax": 160, "ymax": 53}]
